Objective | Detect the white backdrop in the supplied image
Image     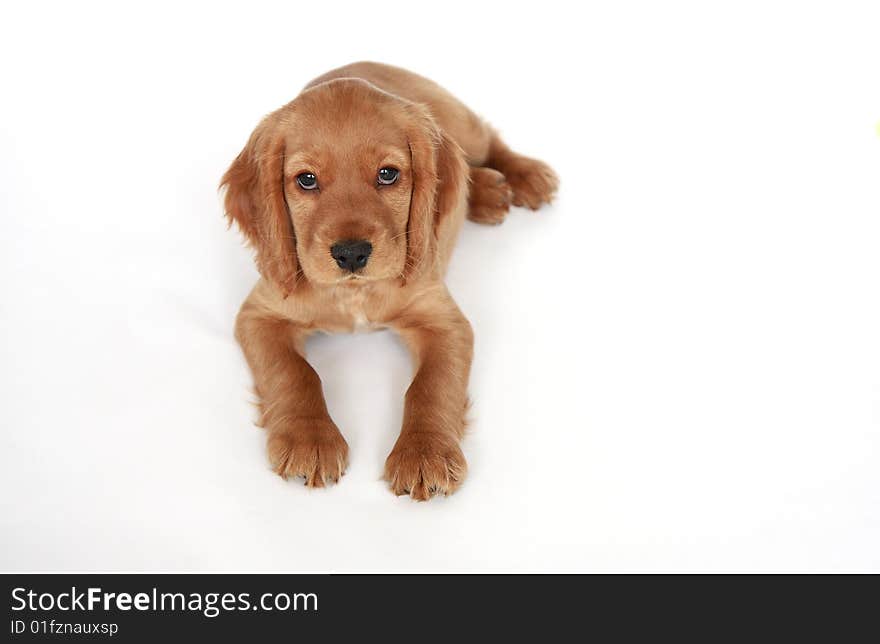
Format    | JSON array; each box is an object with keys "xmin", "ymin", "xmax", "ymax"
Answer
[{"xmin": 1, "ymin": 1, "xmax": 878, "ymax": 572}]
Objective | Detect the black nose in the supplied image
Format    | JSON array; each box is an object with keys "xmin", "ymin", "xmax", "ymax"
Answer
[{"xmin": 330, "ymin": 239, "xmax": 373, "ymax": 272}]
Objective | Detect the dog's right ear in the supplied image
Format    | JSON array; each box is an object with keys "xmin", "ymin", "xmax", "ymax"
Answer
[{"xmin": 220, "ymin": 117, "xmax": 299, "ymax": 296}]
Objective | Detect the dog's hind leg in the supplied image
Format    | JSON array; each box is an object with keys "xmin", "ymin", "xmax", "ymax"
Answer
[
  {"xmin": 483, "ymin": 132, "xmax": 559, "ymax": 211},
  {"xmin": 467, "ymin": 166, "xmax": 513, "ymax": 225}
]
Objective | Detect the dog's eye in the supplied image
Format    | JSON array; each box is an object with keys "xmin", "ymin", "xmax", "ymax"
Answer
[
  {"xmin": 296, "ymin": 172, "xmax": 318, "ymax": 190},
  {"xmin": 377, "ymin": 167, "xmax": 399, "ymax": 185}
]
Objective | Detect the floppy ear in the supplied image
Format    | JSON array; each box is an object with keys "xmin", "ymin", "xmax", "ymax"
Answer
[
  {"xmin": 220, "ymin": 119, "xmax": 299, "ymax": 296},
  {"xmin": 404, "ymin": 108, "xmax": 468, "ymax": 282}
]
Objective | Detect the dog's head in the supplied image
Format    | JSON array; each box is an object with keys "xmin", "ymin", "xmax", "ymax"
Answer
[{"xmin": 221, "ymin": 78, "xmax": 466, "ymax": 295}]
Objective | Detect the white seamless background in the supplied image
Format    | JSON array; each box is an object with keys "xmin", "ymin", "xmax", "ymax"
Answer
[{"xmin": 1, "ymin": 1, "xmax": 878, "ymax": 572}]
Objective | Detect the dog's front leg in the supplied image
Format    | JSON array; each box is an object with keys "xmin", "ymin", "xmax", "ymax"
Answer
[
  {"xmin": 236, "ymin": 304, "xmax": 348, "ymax": 487},
  {"xmin": 385, "ymin": 290, "xmax": 474, "ymax": 500}
]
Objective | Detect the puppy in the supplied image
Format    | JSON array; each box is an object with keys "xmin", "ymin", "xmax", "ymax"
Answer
[{"xmin": 221, "ymin": 62, "xmax": 557, "ymax": 500}]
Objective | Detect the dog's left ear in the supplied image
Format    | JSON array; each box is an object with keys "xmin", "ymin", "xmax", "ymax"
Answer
[
  {"xmin": 220, "ymin": 116, "xmax": 299, "ymax": 296},
  {"xmin": 403, "ymin": 107, "xmax": 468, "ymax": 282}
]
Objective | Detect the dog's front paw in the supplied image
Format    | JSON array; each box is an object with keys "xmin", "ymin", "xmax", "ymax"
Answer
[
  {"xmin": 383, "ymin": 433, "xmax": 466, "ymax": 501},
  {"xmin": 267, "ymin": 420, "xmax": 349, "ymax": 487}
]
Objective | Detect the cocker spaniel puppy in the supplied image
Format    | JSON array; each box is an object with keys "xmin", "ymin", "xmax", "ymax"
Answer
[{"xmin": 222, "ymin": 62, "xmax": 557, "ymax": 500}]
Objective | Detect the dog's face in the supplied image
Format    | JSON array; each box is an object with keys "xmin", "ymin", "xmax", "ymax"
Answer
[
  {"xmin": 222, "ymin": 79, "xmax": 456, "ymax": 294},
  {"xmin": 281, "ymin": 83, "xmax": 413, "ymax": 285}
]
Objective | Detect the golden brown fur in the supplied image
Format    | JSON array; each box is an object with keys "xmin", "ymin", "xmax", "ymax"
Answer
[{"xmin": 221, "ymin": 62, "xmax": 557, "ymax": 500}]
